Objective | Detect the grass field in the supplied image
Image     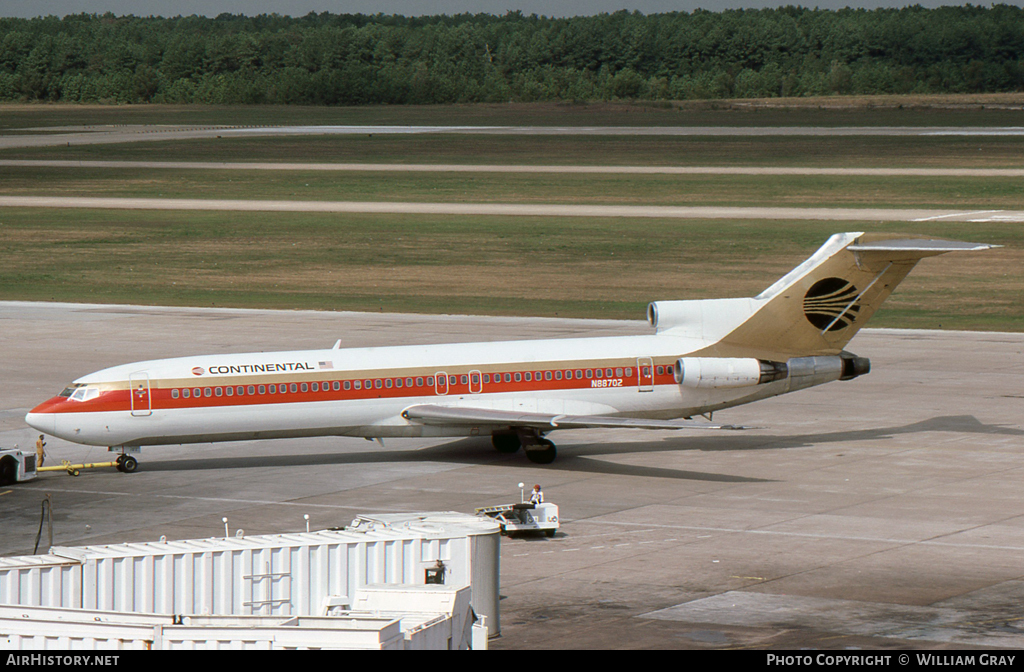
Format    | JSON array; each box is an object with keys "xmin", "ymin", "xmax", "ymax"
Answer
[
  {"xmin": 0, "ymin": 98, "xmax": 1020, "ymax": 331},
  {"xmin": 2, "ymin": 166, "xmax": 1023, "ymax": 210},
  {"xmin": 0, "ymin": 208, "xmax": 1018, "ymax": 331},
  {"xmin": 5, "ymin": 134, "xmax": 1024, "ymax": 169},
  {"xmin": 3, "ymin": 95, "xmax": 1024, "ymax": 129}
]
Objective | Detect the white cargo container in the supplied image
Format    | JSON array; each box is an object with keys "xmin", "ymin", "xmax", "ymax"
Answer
[
  {"xmin": 0, "ymin": 512, "xmax": 501, "ymax": 635},
  {"xmin": 0, "ymin": 606, "xmax": 403, "ymax": 650},
  {"xmin": 0, "ymin": 586, "xmax": 474, "ymax": 650}
]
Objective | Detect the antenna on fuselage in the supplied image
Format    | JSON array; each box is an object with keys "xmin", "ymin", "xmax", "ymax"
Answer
[{"xmin": 332, "ymin": 340, "xmax": 341, "ymax": 349}]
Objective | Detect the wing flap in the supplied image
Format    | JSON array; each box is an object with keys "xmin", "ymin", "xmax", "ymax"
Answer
[{"xmin": 401, "ymin": 404, "xmax": 745, "ymax": 431}]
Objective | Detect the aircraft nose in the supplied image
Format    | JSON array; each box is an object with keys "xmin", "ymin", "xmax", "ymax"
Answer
[{"xmin": 25, "ymin": 410, "xmax": 55, "ymax": 435}]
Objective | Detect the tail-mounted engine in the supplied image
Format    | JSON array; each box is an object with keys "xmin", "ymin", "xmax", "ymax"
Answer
[
  {"xmin": 674, "ymin": 353, "xmax": 870, "ymax": 390},
  {"xmin": 674, "ymin": 357, "xmax": 788, "ymax": 389}
]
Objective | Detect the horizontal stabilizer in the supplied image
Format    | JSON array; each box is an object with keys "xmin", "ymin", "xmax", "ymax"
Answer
[
  {"xmin": 402, "ymin": 404, "xmax": 747, "ymax": 431},
  {"xmin": 847, "ymin": 239, "xmax": 999, "ymax": 254}
]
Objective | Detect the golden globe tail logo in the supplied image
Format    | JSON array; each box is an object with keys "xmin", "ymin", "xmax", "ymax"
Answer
[{"xmin": 803, "ymin": 278, "xmax": 860, "ymax": 332}]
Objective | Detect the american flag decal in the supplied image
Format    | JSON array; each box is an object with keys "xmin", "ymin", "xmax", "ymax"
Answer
[{"xmin": 318, "ymin": 361, "xmax": 334, "ymax": 370}]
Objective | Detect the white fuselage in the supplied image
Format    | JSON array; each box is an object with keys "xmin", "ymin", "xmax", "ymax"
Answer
[{"xmin": 26, "ymin": 331, "xmax": 804, "ymax": 448}]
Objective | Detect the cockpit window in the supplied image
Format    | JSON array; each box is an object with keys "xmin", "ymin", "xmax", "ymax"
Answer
[
  {"xmin": 69, "ymin": 386, "xmax": 100, "ymax": 402},
  {"xmin": 59, "ymin": 385, "xmax": 81, "ymax": 398}
]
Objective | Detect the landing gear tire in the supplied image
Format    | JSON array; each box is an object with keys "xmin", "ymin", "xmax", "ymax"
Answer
[
  {"xmin": 525, "ymin": 438, "xmax": 557, "ymax": 465},
  {"xmin": 492, "ymin": 432, "xmax": 521, "ymax": 454},
  {"xmin": 116, "ymin": 455, "xmax": 138, "ymax": 473}
]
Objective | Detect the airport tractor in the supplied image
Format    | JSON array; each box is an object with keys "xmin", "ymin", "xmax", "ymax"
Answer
[
  {"xmin": 476, "ymin": 484, "xmax": 560, "ymax": 537},
  {"xmin": 0, "ymin": 447, "xmax": 38, "ymax": 485}
]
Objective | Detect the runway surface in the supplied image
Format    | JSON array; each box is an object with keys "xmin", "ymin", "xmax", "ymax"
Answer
[
  {"xmin": 2, "ymin": 195, "xmax": 1022, "ymax": 223},
  {"xmin": 4, "ymin": 159, "xmax": 1023, "ymax": 177},
  {"xmin": 2, "ymin": 301, "xmax": 1022, "ymax": 649},
  {"xmin": 4, "ymin": 124, "xmax": 1024, "ymax": 150}
]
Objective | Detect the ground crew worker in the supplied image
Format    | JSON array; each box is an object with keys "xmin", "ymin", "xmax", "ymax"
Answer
[
  {"xmin": 35, "ymin": 434, "xmax": 46, "ymax": 467},
  {"xmin": 530, "ymin": 484, "xmax": 543, "ymax": 504}
]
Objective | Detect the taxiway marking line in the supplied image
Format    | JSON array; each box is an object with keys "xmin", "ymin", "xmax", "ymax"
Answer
[
  {"xmin": 913, "ymin": 210, "xmax": 1002, "ymax": 222},
  {"xmin": 585, "ymin": 519, "xmax": 1024, "ymax": 552},
  {"xmin": 13, "ymin": 485, "xmax": 395, "ymax": 511}
]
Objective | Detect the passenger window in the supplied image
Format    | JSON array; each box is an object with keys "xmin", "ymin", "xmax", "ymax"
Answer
[
  {"xmin": 585, "ymin": 370, "xmax": 593, "ymax": 379},
  {"xmin": 460, "ymin": 375, "xmax": 468, "ymax": 385},
  {"xmin": 226, "ymin": 386, "xmax": 234, "ymax": 396},
  {"xmin": 545, "ymin": 371, "xmax": 552, "ymax": 381},
  {"xmin": 205, "ymin": 388, "xmax": 213, "ymax": 397},
  {"xmin": 405, "ymin": 378, "xmax": 413, "ymax": 387},
  {"xmin": 344, "ymin": 381, "xmax": 351, "ymax": 390},
  {"xmin": 504, "ymin": 373, "xmax": 511, "ymax": 383},
  {"xmin": 291, "ymin": 383, "xmax": 298, "ymax": 393},
  {"xmin": 615, "ymin": 368, "xmax": 623, "ymax": 377},
  {"xmin": 471, "ymin": 374, "xmax": 480, "ymax": 384},
  {"xmin": 236, "ymin": 386, "xmax": 244, "ymax": 396},
  {"xmin": 182, "ymin": 389, "xmax": 190, "ymax": 399},
  {"xmin": 449, "ymin": 375, "xmax": 457, "ymax": 385},
  {"xmin": 416, "ymin": 377, "xmax": 424, "ymax": 387},
  {"xmin": 656, "ymin": 366, "xmax": 664, "ymax": 375},
  {"xmin": 333, "ymin": 381, "xmax": 341, "ymax": 391},
  {"xmin": 374, "ymin": 379, "xmax": 382, "ymax": 389},
  {"xmin": 311, "ymin": 382, "xmax": 319, "ymax": 392},
  {"xmin": 524, "ymin": 372, "xmax": 532, "ymax": 382},
  {"xmin": 354, "ymin": 380, "xmax": 361, "ymax": 390},
  {"xmin": 385, "ymin": 379, "xmax": 393, "ymax": 389},
  {"xmin": 427, "ymin": 377, "xmax": 434, "ymax": 386},
  {"xmin": 258, "ymin": 385, "xmax": 266, "ymax": 394},
  {"xmin": 268, "ymin": 384, "xmax": 275, "ymax": 394},
  {"xmin": 172, "ymin": 389, "xmax": 179, "ymax": 399},
  {"xmin": 595, "ymin": 369, "xmax": 603, "ymax": 378},
  {"xmin": 514, "ymin": 372, "xmax": 522, "ymax": 382},
  {"xmin": 215, "ymin": 387, "xmax": 223, "ymax": 397},
  {"xmin": 194, "ymin": 388, "xmax": 202, "ymax": 398},
  {"xmin": 575, "ymin": 370, "xmax": 583, "ymax": 379},
  {"xmin": 625, "ymin": 368, "xmax": 632, "ymax": 377},
  {"xmin": 395, "ymin": 378, "xmax": 403, "ymax": 388},
  {"xmin": 554, "ymin": 371, "xmax": 562, "ymax": 380}
]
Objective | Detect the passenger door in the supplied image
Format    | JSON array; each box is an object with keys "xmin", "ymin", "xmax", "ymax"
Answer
[{"xmin": 129, "ymin": 372, "xmax": 152, "ymax": 416}]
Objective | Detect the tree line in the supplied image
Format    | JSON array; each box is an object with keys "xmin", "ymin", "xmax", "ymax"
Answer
[{"xmin": 2, "ymin": 6, "xmax": 1023, "ymax": 105}]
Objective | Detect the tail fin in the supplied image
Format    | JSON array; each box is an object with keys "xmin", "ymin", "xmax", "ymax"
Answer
[{"xmin": 698, "ymin": 232, "xmax": 997, "ymax": 360}]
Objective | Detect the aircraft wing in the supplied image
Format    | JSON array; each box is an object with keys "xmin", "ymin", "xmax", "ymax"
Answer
[{"xmin": 401, "ymin": 404, "xmax": 747, "ymax": 431}]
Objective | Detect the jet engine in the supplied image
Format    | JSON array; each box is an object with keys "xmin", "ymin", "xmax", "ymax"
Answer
[{"xmin": 674, "ymin": 357, "xmax": 788, "ymax": 389}]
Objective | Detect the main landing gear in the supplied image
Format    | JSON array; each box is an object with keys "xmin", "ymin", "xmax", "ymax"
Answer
[
  {"xmin": 115, "ymin": 453, "xmax": 138, "ymax": 473},
  {"xmin": 491, "ymin": 431, "xmax": 558, "ymax": 465}
]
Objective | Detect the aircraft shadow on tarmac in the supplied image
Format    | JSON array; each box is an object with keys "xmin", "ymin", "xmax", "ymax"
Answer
[{"xmin": 138, "ymin": 415, "xmax": 1019, "ymax": 483}]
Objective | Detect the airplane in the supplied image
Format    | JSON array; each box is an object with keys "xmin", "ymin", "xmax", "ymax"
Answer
[{"xmin": 24, "ymin": 232, "xmax": 996, "ymax": 471}]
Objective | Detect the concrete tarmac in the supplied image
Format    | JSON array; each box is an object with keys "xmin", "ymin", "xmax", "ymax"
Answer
[
  {"xmin": 1, "ymin": 301, "xmax": 1022, "ymax": 649},
  {"xmin": 2, "ymin": 195, "xmax": 1023, "ymax": 223},
  {"xmin": 4, "ymin": 159, "xmax": 1024, "ymax": 178},
  {"xmin": 4, "ymin": 124, "xmax": 1024, "ymax": 150}
]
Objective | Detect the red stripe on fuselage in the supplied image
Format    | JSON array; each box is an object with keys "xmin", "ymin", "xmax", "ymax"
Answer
[{"xmin": 32, "ymin": 364, "xmax": 680, "ymax": 415}]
